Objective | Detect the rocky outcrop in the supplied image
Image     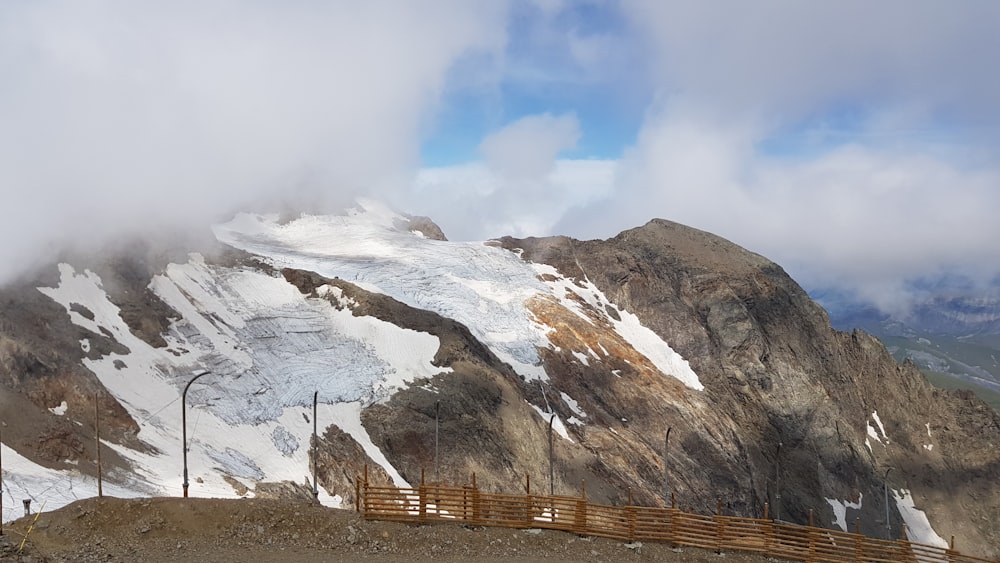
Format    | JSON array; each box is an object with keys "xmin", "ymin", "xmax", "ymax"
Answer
[{"xmin": 484, "ymin": 219, "xmax": 1000, "ymax": 555}]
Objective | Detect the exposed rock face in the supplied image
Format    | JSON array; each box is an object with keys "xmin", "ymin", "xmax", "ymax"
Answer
[
  {"xmin": 1, "ymin": 215, "xmax": 997, "ymax": 558},
  {"xmin": 489, "ymin": 220, "xmax": 1000, "ymax": 554}
]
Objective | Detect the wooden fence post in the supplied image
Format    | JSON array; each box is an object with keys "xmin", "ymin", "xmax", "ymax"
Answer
[
  {"xmin": 463, "ymin": 485, "xmax": 469, "ymax": 521},
  {"xmin": 363, "ymin": 465, "xmax": 369, "ymax": 518},
  {"xmin": 715, "ymin": 498, "xmax": 724, "ymax": 554},
  {"xmin": 668, "ymin": 503, "xmax": 678, "ymax": 546},
  {"xmin": 854, "ymin": 517, "xmax": 863, "ymax": 563},
  {"xmin": 626, "ymin": 488, "xmax": 637, "ymax": 542},
  {"xmin": 355, "ymin": 475, "xmax": 361, "ymax": 514},
  {"xmin": 527, "ymin": 474, "xmax": 535, "ymax": 526},
  {"xmin": 471, "ymin": 473, "xmax": 481, "ymax": 525},
  {"xmin": 763, "ymin": 511, "xmax": 775, "ymax": 557},
  {"xmin": 899, "ymin": 524, "xmax": 916, "ymax": 563},
  {"xmin": 807, "ymin": 509, "xmax": 816, "ymax": 560},
  {"xmin": 419, "ymin": 483, "xmax": 427, "ymax": 521},
  {"xmin": 573, "ymin": 479, "xmax": 588, "ymax": 535}
]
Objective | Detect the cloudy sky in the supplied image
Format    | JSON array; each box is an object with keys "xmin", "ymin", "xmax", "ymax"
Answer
[{"xmin": 2, "ymin": 1, "xmax": 999, "ymax": 314}]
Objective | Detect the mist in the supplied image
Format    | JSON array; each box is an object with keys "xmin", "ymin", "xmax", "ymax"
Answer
[
  {"xmin": 0, "ymin": 0, "xmax": 505, "ymax": 284},
  {"xmin": 4, "ymin": 1, "xmax": 999, "ymax": 320}
]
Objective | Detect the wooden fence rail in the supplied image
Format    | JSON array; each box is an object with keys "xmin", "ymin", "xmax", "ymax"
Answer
[{"xmin": 358, "ymin": 479, "xmax": 997, "ymax": 563}]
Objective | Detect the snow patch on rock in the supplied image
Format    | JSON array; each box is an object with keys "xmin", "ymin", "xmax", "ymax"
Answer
[
  {"xmin": 825, "ymin": 494, "xmax": 862, "ymax": 532},
  {"xmin": 893, "ymin": 488, "xmax": 947, "ymax": 547}
]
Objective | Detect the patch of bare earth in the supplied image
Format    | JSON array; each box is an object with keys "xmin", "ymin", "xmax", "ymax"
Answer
[{"xmin": 2, "ymin": 497, "xmax": 779, "ymax": 562}]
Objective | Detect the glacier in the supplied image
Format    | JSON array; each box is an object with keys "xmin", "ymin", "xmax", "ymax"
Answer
[{"xmin": 5, "ymin": 199, "xmax": 702, "ymax": 520}]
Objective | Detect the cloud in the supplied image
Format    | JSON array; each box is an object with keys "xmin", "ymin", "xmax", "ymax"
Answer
[
  {"xmin": 410, "ymin": 157, "xmax": 616, "ymax": 240},
  {"xmin": 590, "ymin": 111, "xmax": 1000, "ymax": 312},
  {"xmin": 401, "ymin": 112, "xmax": 609, "ymax": 240},
  {"xmin": 0, "ymin": 0, "xmax": 506, "ymax": 283},
  {"xmin": 479, "ymin": 113, "xmax": 581, "ymax": 178},
  {"xmin": 605, "ymin": 1, "xmax": 1000, "ymax": 309},
  {"xmin": 5, "ymin": 0, "xmax": 999, "ymax": 321},
  {"xmin": 413, "ymin": 1, "xmax": 1000, "ymax": 316},
  {"xmin": 620, "ymin": 1, "xmax": 1000, "ymax": 128}
]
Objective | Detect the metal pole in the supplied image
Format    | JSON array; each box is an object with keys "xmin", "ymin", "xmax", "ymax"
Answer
[
  {"xmin": 182, "ymin": 370, "xmax": 210, "ymax": 498},
  {"xmin": 663, "ymin": 427, "xmax": 671, "ymax": 505},
  {"xmin": 95, "ymin": 392, "xmax": 103, "ymax": 498},
  {"xmin": 548, "ymin": 414, "xmax": 554, "ymax": 496},
  {"xmin": 884, "ymin": 467, "xmax": 893, "ymax": 539},
  {"xmin": 774, "ymin": 442, "xmax": 782, "ymax": 521},
  {"xmin": 434, "ymin": 400, "xmax": 440, "ymax": 484},
  {"xmin": 312, "ymin": 391, "xmax": 318, "ymax": 502},
  {"xmin": 1, "ymin": 427, "xmax": 4, "ymax": 536}
]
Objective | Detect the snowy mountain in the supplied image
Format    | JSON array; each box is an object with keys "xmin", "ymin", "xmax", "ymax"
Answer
[{"xmin": 1, "ymin": 200, "xmax": 998, "ymax": 557}]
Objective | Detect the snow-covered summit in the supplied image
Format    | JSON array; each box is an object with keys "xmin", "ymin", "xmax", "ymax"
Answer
[{"xmin": 214, "ymin": 199, "xmax": 701, "ymax": 388}]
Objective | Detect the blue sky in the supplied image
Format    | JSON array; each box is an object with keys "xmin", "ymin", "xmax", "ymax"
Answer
[{"xmin": 2, "ymin": 0, "xmax": 999, "ymax": 315}]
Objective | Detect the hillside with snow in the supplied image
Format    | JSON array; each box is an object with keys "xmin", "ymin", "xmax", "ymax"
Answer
[{"xmin": 1, "ymin": 200, "xmax": 998, "ymax": 557}]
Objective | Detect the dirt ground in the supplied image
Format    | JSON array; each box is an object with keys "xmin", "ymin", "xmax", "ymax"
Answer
[{"xmin": 1, "ymin": 496, "xmax": 780, "ymax": 562}]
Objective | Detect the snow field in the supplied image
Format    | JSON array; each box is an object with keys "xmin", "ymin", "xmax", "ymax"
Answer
[
  {"xmin": 17, "ymin": 253, "xmax": 442, "ymax": 516},
  {"xmin": 214, "ymin": 199, "xmax": 702, "ymax": 390}
]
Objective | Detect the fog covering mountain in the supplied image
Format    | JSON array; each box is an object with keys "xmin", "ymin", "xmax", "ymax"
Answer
[{"xmin": 1, "ymin": 201, "xmax": 997, "ymax": 557}]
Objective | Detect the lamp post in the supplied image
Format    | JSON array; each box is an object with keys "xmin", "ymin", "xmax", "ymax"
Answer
[
  {"xmin": 434, "ymin": 400, "xmax": 440, "ymax": 484},
  {"xmin": 883, "ymin": 467, "xmax": 893, "ymax": 539},
  {"xmin": 312, "ymin": 391, "xmax": 319, "ymax": 502},
  {"xmin": 1, "ymin": 427, "xmax": 4, "ymax": 536},
  {"xmin": 662, "ymin": 427, "xmax": 671, "ymax": 506},
  {"xmin": 548, "ymin": 414, "xmax": 555, "ymax": 496},
  {"xmin": 775, "ymin": 442, "xmax": 783, "ymax": 521},
  {"xmin": 182, "ymin": 370, "xmax": 211, "ymax": 498}
]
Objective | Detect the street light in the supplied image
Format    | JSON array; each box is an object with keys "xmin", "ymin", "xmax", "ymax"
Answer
[
  {"xmin": 883, "ymin": 467, "xmax": 893, "ymax": 540},
  {"xmin": 662, "ymin": 427, "xmax": 671, "ymax": 506},
  {"xmin": 434, "ymin": 400, "xmax": 440, "ymax": 484},
  {"xmin": 774, "ymin": 442, "xmax": 783, "ymax": 521},
  {"xmin": 312, "ymin": 391, "xmax": 319, "ymax": 502},
  {"xmin": 182, "ymin": 370, "xmax": 211, "ymax": 498},
  {"xmin": 548, "ymin": 414, "xmax": 555, "ymax": 496}
]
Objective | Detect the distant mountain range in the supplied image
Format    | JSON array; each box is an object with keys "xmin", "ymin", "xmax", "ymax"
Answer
[{"xmin": 814, "ymin": 287, "xmax": 1000, "ymax": 410}]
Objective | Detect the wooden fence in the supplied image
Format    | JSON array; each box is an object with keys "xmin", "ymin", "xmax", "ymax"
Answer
[{"xmin": 356, "ymin": 473, "xmax": 997, "ymax": 563}]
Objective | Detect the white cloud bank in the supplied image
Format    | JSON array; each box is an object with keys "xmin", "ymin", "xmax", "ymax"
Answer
[
  {"xmin": 404, "ymin": 1, "xmax": 1000, "ymax": 315},
  {"xmin": 0, "ymin": 0, "xmax": 506, "ymax": 283},
  {"xmin": 4, "ymin": 1, "xmax": 999, "ymax": 316}
]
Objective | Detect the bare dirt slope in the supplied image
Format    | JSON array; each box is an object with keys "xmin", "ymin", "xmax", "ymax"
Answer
[{"xmin": 1, "ymin": 496, "xmax": 775, "ymax": 563}]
